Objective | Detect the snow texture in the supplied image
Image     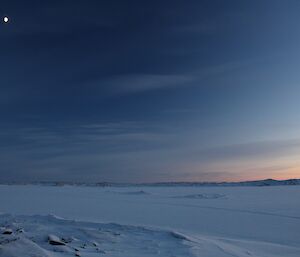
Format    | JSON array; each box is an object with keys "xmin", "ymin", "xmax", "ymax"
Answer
[{"xmin": 0, "ymin": 184, "xmax": 299, "ymax": 256}]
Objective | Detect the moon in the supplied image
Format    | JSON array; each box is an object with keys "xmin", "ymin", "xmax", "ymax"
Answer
[{"xmin": 3, "ymin": 17, "xmax": 9, "ymax": 23}]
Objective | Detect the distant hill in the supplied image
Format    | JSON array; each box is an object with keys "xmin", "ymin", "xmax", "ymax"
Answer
[{"xmin": 134, "ymin": 178, "xmax": 300, "ymax": 187}]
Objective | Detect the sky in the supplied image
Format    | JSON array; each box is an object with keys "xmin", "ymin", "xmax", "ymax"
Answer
[{"xmin": 1, "ymin": 0, "xmax": 300, "ymax": 183}]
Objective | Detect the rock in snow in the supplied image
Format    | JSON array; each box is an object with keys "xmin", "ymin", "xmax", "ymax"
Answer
[
  {"xmin": 2, "ymin": 228, "xmax": 13, "ymax": 235},
  {"xmin": 48, "ymin": 234, "xmax": 66, "ymax": 245}
]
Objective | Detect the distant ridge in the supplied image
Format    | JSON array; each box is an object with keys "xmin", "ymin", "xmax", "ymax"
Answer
[
  {"xmin": 139, "ymin": 178, "xmax": 300, "ymax": 187},
  {"xmin": 1, "ymin": 178, "xmax": 300, "ymax": 187}
]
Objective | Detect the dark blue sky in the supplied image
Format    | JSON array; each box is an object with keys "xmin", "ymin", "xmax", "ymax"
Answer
[{"xmin": 1, "ymin": 0, "xmax": 300, "ymax": 182}]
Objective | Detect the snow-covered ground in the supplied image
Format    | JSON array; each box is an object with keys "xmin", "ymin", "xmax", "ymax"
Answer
[{"xmin": 0, "ymin": 185, "xmax": 299, "ymax": 256}]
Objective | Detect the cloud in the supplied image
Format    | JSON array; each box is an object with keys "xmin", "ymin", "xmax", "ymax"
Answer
[
  {"xmin": 197, "ymin": 139, "xmax": 300, "ymax": 161},
  {"xmin": 99, "ymin": 74, "xmax": 193, "ymax": 94},
  {"xmin": 0, "ymin": 121, "xmax": 171, "ymax": 151},
  {"xmin": 0, "ymin": 121, "xmax": 180, "ymax": 182},
  {"xmin": 1, "ymin": 121, "xmax": 300, "ymax": 183},
  {"xmin": 83, "ymin": 60, "xmax": 251, "ymax": 96}
]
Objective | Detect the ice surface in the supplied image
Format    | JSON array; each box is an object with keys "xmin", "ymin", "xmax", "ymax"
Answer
[
  {"xmin": 0, "ymin": 185, "xmax": 299, "ymax": 256},
  {"xmin": 173, "ymin": 193, "xmax": 226, "ymax": 199}
]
